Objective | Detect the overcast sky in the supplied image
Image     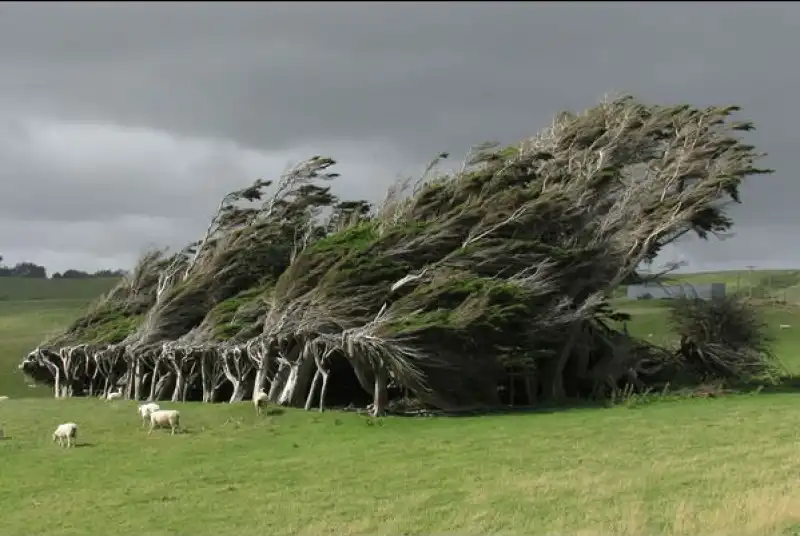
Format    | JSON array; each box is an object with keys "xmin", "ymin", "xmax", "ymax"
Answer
[{"xmin": 0, "ymin": 2, "xmax": 797, "ymax": 274}]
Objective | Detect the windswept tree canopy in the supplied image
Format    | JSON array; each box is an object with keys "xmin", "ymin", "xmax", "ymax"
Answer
[{"xmin": 30, "ymin": 95, "xmax": 773, "ymax": 411}]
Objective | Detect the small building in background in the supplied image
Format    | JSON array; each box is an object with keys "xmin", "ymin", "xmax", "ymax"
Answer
[{"xmin": 626, "ymin": 282, "xmax": 726, "ymax": 300}]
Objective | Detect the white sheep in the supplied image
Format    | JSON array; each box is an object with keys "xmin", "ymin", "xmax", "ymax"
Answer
[
  {"xmin": 138, "ymin": 402, "xmax": 161, "ymax": 426},
  {"xmin": 253, "ymin": 390, "xmax": 269, "ymax": 415},
  {"xmin": 52, "ymin": 422, "xmax": 78, "ymax": 448},
  {"xmin": 0, "ymin": 395, "xmax": 9, "ymax": 402},
  {"xmin": 106, "ymin": 389, "xmax": 123, "ymax": 401},
  {"xmin": 148, "ymin": 409, "xmax": 180, "ymax": 435}
]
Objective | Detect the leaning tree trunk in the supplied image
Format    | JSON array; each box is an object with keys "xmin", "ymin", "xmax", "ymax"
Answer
[
  {"xmin": 171, "ymin": 371, "xmax": 185, "ymax": 403},
  {"xmin": 53, "ymin": 368, "xmax": 62, "ymax": 399},
  {"xmin": 230, "ymin": 381, "xmax": 245, "ymax": 403},
  {"xmin": 304, "ymin": 363, "xmax": 331, "ymax": 412},
  {"xmin": 305, "ymin": 369, "xmax": 322, "ymax": 411},
  {"xmin": 281, "ymin": 352, "xmax": 315, "ymax": 407},
  {"xmin": 372, "ymin": 364, "xmax": 389, "ymax": 417},
  {"xmin": 292, "ymin": 354, "xmax": 316, "ymax": 407},
  {"xmin": 182, "ymin": 366, "xmax": 199, "ymax": 402},
  {"xmin": 252, "ymin": 361, "xmax": 271, "ymax": 399},
  {"xmin": 268, "ymin": 363, "xmax": 291, "ymax": 402},
  {"xmin": 227, "ymin": 365, "xmax": 246, "ymax": 403},
  {"xmin": 268, "ymin": 345, "xmax": 302, "ymax": 403},
  {"xmin": 122, "ymin": 371, "xmax": 134, "ymax": 400},
  {"xmin": 277, "ymin": 362, "xmax": 300, "ymax": 406},
  {"xmin": 89, "ymin": 368, "xmax": 100, "ymax": 397},
  {"xmin": 251, "ymin": 343, "xmax": 276, "ymax": 401},
  {"xmin": 221, "ymin": 346, "xmax": 253, "ymax": 403},
  {"xmin": 59, "ymin": 360, "xmax": 73, "ymax": 398},
  {"xmin": 149, "ymin": 362, "xmax": 163, "ymax": 401},
  {"xmin": 56, "ymin": 348, "xmax": 79, "ymax": 398},
  {"xmin": 200, "ymin": 355, "xmax": 215, "ymax": 403},
  {"xmin": 133, "ymin": 357, "xmax": 145, "ymax": 401},
  {"xmin": 154, "ymin": 372, "xmax": 173, "ymax": 401}
]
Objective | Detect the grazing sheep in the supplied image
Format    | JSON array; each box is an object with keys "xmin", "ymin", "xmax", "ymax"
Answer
[
  {"xmin": 0, "ymin": 395, "xmax": 8, "ymax": 402},
  {"xmin": 138, "ymin": 402, "xmax": 161, "ymax": 426},
  {"xmin": 253, "ymin": 390, "xmax": 269, "ymax": 415},
  {"xmin": 780, "ymin": 324, "xmax": 791, "ymax": 330},
  {"xmin": 148, "ymin": 409, "xmax": 180, "ymax": 435},
  {"xmin": 106, "ymin": 389, "xmax": 123, "ymax": 401},
  {"xmin": 52, "ymin": 422, "xmax": 78, "ymax": 448}
]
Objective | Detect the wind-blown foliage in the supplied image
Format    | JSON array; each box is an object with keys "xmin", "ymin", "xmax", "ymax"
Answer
[
  {"xmin": 667, "ymin": 295, "xmax": 782, "ymax": 382},
  {"xmin": 22, "ymin": 95, "xmax": 773, "ymax": 414}
]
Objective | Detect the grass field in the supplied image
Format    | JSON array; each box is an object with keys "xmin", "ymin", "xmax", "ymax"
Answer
[
  {"xmin": 4, "ymin": 395, "xmax": 800, "ymax": 535},
  {"xmin": 0, "ymin": 277, "xmax": 118, "ymax": 397},
  {"xmin": 2, "ymin": 273, "xmax": 800, "ymax": 535}
]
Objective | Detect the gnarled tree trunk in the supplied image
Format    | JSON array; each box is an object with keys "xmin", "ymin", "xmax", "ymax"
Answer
[
  {"xmin": 269, "ymin": 344, "xmax": 301, "ymax": 403},
  {"xmin": 154, "ymin": 372, "xmax": 173, "ymax": 400},
  {"xmin": 372, "ymin": 364, "xmax": 389, "ymax": 417},
  {"xmin": 221, "ymin": 345, "xmax": 253, "ymax": 403},
  {"xmin": 171, "ymin": 370, "xmax": 185, "ymax": 403},
  {"xmin": 133, "ymin": 355, "xmax": 145, "ymax": 401},
  {"xmin": 282, "ymin": 351, "xmax": 315, "ymax": 407}
]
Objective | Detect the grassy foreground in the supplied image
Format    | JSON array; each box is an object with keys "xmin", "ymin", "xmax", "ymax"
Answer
[
  {"xmin": 3, "ymin": 396, "xmax": 800, "ymax": 535},
  {"xmin": 3, "ymin": 274, "xmax": 800, "ymax": 534}
]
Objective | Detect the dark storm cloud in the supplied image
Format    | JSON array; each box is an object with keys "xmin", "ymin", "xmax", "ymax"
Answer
[{"xmin": 0, "ymin": 2, "xmax": 797, "ymax": 271}]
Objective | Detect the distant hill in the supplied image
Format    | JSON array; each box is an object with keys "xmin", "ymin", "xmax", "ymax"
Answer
[
  {"xmin": 0, "ymin": 277, "xmax": 120, "ymax": 302},
  {"xmin": 619, "ymin": 269, "xmax": 800, "ymax": 303},
  {"xmin": 2, "ymin": 271, "xmax": 800, "ymax": 304}
]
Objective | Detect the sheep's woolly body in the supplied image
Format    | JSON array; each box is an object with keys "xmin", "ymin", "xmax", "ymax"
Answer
[
  {"xmin": 253, "ymin": 390, "xmax": 269, "ymax": 415},
  {"xmin": 138, "ymin": 403, "xmax": 161, "ymax": 426},
  {"xmin": 149, "ymin": 409, "xmax": 180, "ymax": 435},
  {"xmin": 53, "ymin": 422, "xmax": 78, "ymax": 448},
  {"xmin": 0, "ymin": 395, "xmax": 8, "ymax": 402},
  {"xmin": 106, "ymin": 390, "xmax": 123, "ymax": 401}
]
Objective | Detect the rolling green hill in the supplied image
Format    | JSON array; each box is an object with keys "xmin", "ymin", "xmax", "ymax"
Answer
[
  {"xmin": 629, "ymin": 269, "xmax": 800, "ymax": 302},
  {"xmin": 0, "ymin": 277, "xmax": 119, "ymax": 302},
  {"xmin": 0, "ymin": 277, "xmax": 119, "ymax": 397}
]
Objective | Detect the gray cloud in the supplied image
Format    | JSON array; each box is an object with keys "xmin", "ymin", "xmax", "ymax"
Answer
[{"xmin": 0, "ymin": 2, "xmax": 798, "ymax": 273}]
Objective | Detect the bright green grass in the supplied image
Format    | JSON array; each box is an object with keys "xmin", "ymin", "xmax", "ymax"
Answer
[{"xmin": 2, "ymin": 396, "xmax": 800, "ymax": 535}]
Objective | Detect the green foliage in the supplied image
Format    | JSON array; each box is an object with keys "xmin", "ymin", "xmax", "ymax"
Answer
[
  {"xmin": 80, "ymin": 311, "xmax": 143, "ymax": 344},
  {"xmin": 30, "ymin": 95, "xmax": 775, "ymax": 406},
  {"xmin": 310, "ymin": 220, "xmax": 378, "ymax": 254},
  {"xmin": 207, "ymin": 284, "xmax": 270, "ymax": 341},
  {"xmin": 667, "ymin": 295, "xmax": 781, "ymax": 381}
]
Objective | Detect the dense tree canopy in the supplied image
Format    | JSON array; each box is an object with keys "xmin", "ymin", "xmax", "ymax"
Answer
[{"xmin": 21, "ymin": 95, "xmax": 776, "ymax": 413}]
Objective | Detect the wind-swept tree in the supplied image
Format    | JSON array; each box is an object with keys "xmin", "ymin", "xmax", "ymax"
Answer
[{"xmin": 23, "ymin": 95, "xmax": 773, "ymax": 412}]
